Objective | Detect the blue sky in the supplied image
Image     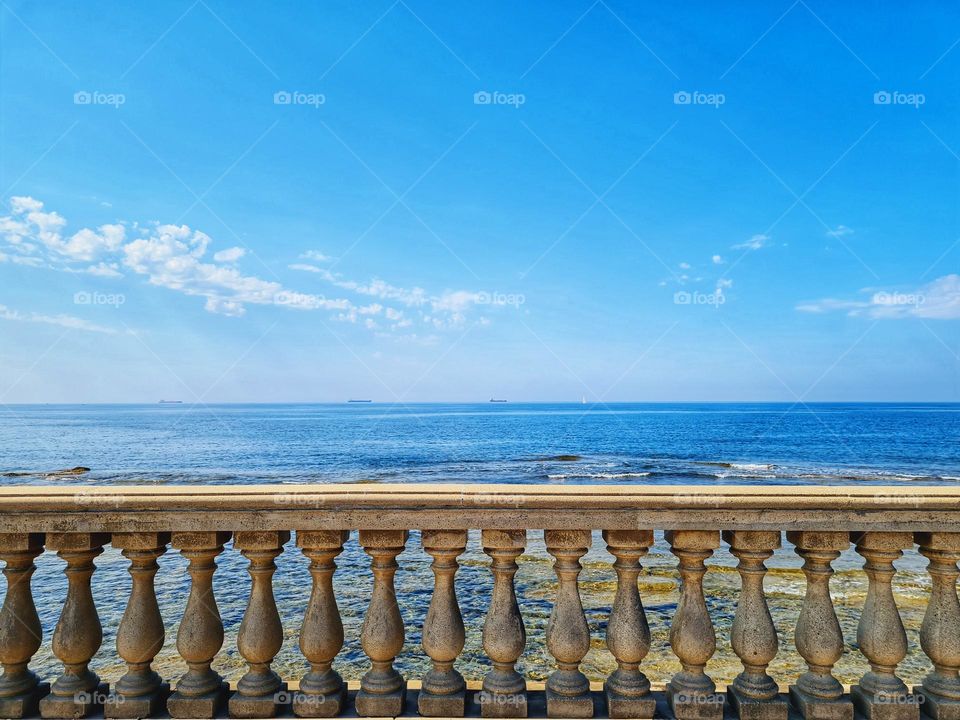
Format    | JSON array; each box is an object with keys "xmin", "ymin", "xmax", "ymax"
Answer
[{"xmin": 1, "ymin": 1, "xmax": 958, "ymax": 402}]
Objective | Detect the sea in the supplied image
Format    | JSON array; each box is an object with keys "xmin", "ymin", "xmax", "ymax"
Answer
[{"xmin": 1, "ymin": 402, "xmax": 957, "ymax": 688}]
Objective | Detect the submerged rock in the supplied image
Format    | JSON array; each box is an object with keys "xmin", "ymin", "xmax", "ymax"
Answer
[{"xmin": 2, "ymin": 466, "xmax": 91, "ymax": 478}]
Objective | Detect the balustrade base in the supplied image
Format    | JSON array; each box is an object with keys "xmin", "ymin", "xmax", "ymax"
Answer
[
  {"xmin": 419, "ymin": 688, "xmax": 466, "ymax": 717},
  {"xmin": 40, "ymin": 681, "xmax": 107, "ymax": 719},
  {"xmin": 355, "ymin": 685, "xmax": 406, "ymax": 717},
  {"xmin": 604, "ymin": 686, "xmax": 655, "ymax": 719},
  {"xmin": 103, "ymin": 682, "xmax": 169, "ymax": 720},
  {"xmin": 293, "ymin": 684, "xmax": 347, "ymax": 718},
  {"xmin": 788, "ymin": 686, "xmax": 854, "ymax": 720},
  {"xmin": 228, "ymin": 682, "xmax": 288, "ymax": 719},
  {"xmin": 0, "ymin": 682, "xmax": 48, "ymax": 719},
  {"xmin": 167, "ymin": 681, "xmax": 229, "ymax": 719},
  {"xmin": 478, "ymin": 689, "xmax": 528, "ymax": 718},
  {"xmin": 545, "ymin": 688, "xmax": 594, "ymax": 718},
  {"xmin": 915, "ymin": 688, "xmax": 960, "ymax": 720},
  {"xmin": 727, "ymin": 688, "xmax": 788, "ymax": 720},
  {"xmin": 666, "ymin": 683, "xmax": 725, "ymax": 720},
  {"xmin": 851, "ymin": 686, "xmax": 921, "ymax": 720}
]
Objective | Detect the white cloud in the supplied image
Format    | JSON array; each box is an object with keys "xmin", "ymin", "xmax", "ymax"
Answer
[
  {"xmin": 797, "ymin": 274, "xmax": 960, "ymax": 319},
  {"xmin": 0, "ymin": 303, "xmax": 117, "ymax": 334},
  {"xmin": 213, "ymin": 246, "xmax": 246, "ymax": 263},
  {"xmin": 82, "ymin": 262, "xmax": 123, "ymax": 277},
  {"xmin": 826, "ymin": 225, "xmax": 854, "ymax": 238},
  {"xmin": 712, "ymin": 254, "xmax": 724, "ymax": 264},
  {"xmin": 300, "ymin": 250, "xmax": 332, "ymax": 262},
  {"xmin": 679, "ymin": 262, "xmax": 691, "ymax": 270},
  {"xmin": 0, "ymin": 197, "xmax": 493, "ymax": 334},
  {"xmin": 732, "ymin": 234, "xmax": 770, "ymax": 251},
  {"xmin": 717, "ymin": 278, "xmax": 733, "ymax": 289}
]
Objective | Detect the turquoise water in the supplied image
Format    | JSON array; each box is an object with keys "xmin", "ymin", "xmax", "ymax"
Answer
[{"xmin": 0, "ymin": 403, "xmax": 956, "ymax": 687}]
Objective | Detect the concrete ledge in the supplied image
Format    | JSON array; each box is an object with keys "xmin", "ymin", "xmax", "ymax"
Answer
[{"xmin": 0, "ymin": 484, "xmax": 955, "ymax": 532}]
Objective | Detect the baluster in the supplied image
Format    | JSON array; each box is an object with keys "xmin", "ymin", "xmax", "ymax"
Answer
[
  {"xmin": 356, "ymin": 530, "xmax": 408, "ymax": 717},
  {"xmin": 228, "ymin": 531, "xmax": 290, "ymax": 719},
  {"xmin": 0, "ymin": 533, "xmax": 46, "ymax": 719},
  {"xmin": 724, "ymin": 530, "xmax": 787, "ymax": 720},
  {"xmin": 294, "ymin": 530, "xmax": 349, "ymax": 718},
  {"xmin": 602, "ymin": 530, "xmax": 655, "ymax": 719},
  {"xmin": 915, "ymin": 532, "xmax": 960, "ymax": 720},
  {"xmin": 480, "ymin": 529, "xmax": 527, "ymax": 718},
  {"xmin": 665, "ymin": 530, "xmax": 723, "ymax": 720},
  {"xmin": 168, "ymin": 532, "xmax": 231, "ymax": 719},
  {"xmin": 545, "ymin": 530, "xmax": 593, "ymax": 718},
  {"xmin": 419, "ymin": 530, "xmax": 467, "ymax": 717},
  {"xmin": 851, "ymin": 532, "xmax": 920, "ymax": 720},
  {"xmin": 104, "ymin": 532, "xmax": 170, "ymax": 719},
  {"xmin": 40, "ymin": 533, "xmax": 109, "ymax": 719},
  {"xmin": 787, "ymin": 531, "xmax": 852, "ymax": 720}
]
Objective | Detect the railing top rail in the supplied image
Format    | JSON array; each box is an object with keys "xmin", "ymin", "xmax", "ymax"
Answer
[{"xmin": 0, "ymin": 483, "xmax": 955, "ymax": 533}]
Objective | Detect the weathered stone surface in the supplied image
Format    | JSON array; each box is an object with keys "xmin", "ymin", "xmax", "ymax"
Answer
[
  {"xmin": 419, "ymin": 529, "xmax": 467, "ymax": 718},
  {"xmin": 788, "ymin": 532, "xmax": 853, "ymax": 720},
  {"xmin": 481, "ymin": 529, "xmax": 527, "ymax": 718},
  {"xmin": 544, "ymin": 530, "xmax": 592, "ymax": 718},
  {"xmin": 228, "ymin": 681, "xmax": 287, "ymax": 719},
  {"xmin": 41, "ymin": 533, "xmax": 106, "ymax": 720},
  {"xmin": 852, "ymin": 532, "xmax": 920, "ymax": 720},
  {"xmin": 602, "ymin": 529, "xmax": 654, "ymax": 719},
  {"xmin": 724, "ymin": 531, "xmax": 786, "ymax": 720},
  {"xmin": 666, "ymin": 530, "xmax": 722, "ymax": 720},
  {"xmin": 104, "ymin": 533, "xmax": 168, "ymax": 717},
  {"xmin": 230, "ymin": 531, "xmax": 287, "ymax": 718},
  {"xmin": 916, "ymin": 532, "xmax": 960, "ymax": 720},
  {"xmin": 788, "ymin": 687, "xmax": 853, "ymax": 720},
  {"xmin": 168, "ymin": 533, "xmax": 229, "ymax": 719},
  {"xmin": 0, "ymin": 682, "xmax": 48, "ymax": 719},
  {"xmin": 294, "ymin": 530, "xmax": 348, "ymax": 718},
  {"xmin": 356, "ymin": 530, "xmax": 407, "ymax": 718}
]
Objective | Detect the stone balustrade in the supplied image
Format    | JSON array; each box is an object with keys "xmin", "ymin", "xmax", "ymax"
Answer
[{"xmin": 0, "ymin": 484, "xmax": 957, "ymax": 719}]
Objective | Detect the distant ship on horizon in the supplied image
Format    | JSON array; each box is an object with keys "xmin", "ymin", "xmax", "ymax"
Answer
[
  {"xmin": 347, "ymin": 399, "xmax": 373, "ymax": 403},
  {"xmin": 489, "ymin": 398, "xmax": 507, "ymax": 403},
  {"xmin": 158, "ymin": 400, "xmax": 183, "ymax": 404}
]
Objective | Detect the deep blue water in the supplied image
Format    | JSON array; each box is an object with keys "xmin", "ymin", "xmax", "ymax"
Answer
[{"xmin": 1, "ymin": 402, "xmax": 958, "ymax": 485}]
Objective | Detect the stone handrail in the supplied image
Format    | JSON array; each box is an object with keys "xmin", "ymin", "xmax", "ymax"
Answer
[{"xmin": 0, "ymin": 483, "xmax": 956, "ymax": 720}]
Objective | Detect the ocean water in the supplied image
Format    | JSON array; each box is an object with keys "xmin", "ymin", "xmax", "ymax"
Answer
[
  {"xmin": 2, "ymin": 402, "xmax": 959, "ymax": 485},
  {"xmin": 0, "ymin": 403, "xmax": 957, "ymax": 688}
]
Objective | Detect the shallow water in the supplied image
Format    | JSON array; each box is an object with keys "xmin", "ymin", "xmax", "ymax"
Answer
[{"xmin": 1, "ymin": 402, "xmax": 954, "ymax": 686}]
